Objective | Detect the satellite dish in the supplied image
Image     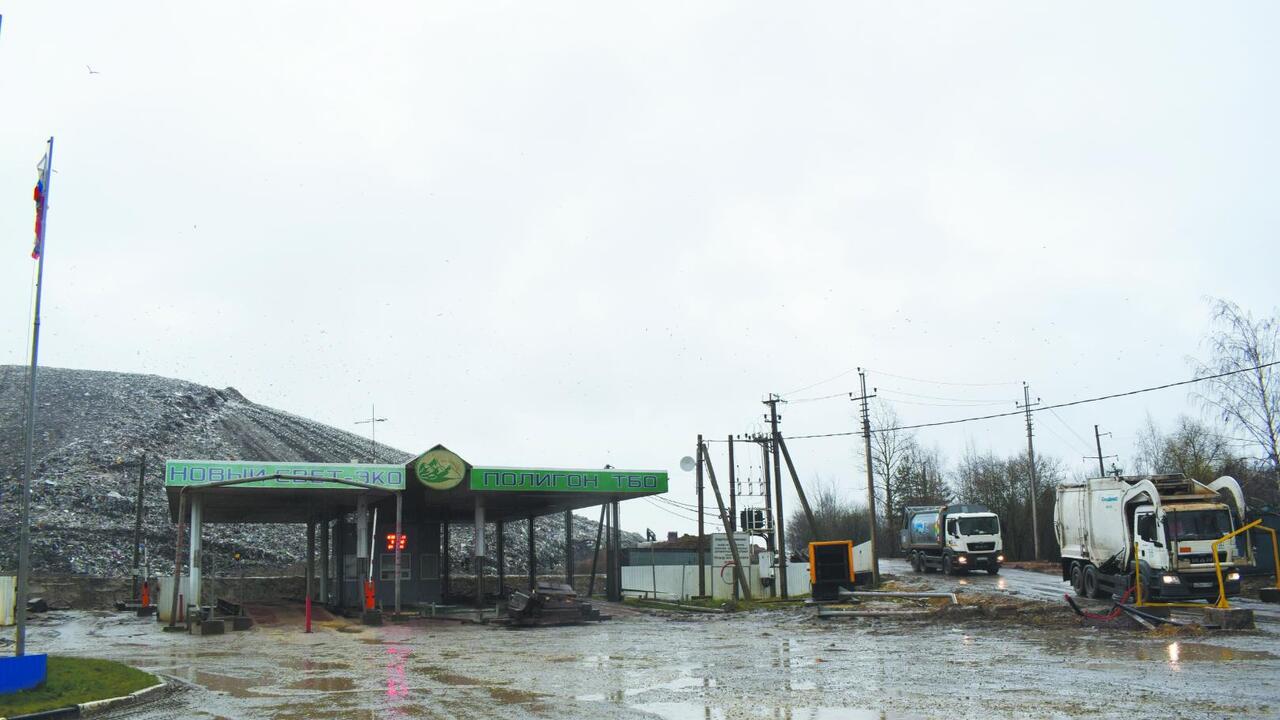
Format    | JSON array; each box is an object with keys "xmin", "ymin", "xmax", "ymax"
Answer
[{"xmin": 679, "ymin": 456, "xmax": 696, "ymax": 472}]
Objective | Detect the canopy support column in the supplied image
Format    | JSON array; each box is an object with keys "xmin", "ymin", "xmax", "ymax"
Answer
[
  {"xmin": 527, "ymin": 516, "xmax": 537, "ymax": 590},
  {"xmin": 564, "ymin": 510, "xmax": 575, "ymax": 586},
  {"xmin": 474, "ymin": 496, "xmax": 486, "ymax": 608},
  {"xmin": 496, "ymin": 521, "xmax": 506, "ymax": 597},
  {"xmin": 356, "ymin": 495, "xmax": 369, "ymax": 591},
  {"xmin": 189, "ymin": 494, "xmax": 203, "ymax": 615},
  {"xmin": 319, "ymin": 517, "xmax": 330, "ymax": 606},
  {"xmin": 394, "ymin": 492, "xmax": 403, "ymax": 615}
]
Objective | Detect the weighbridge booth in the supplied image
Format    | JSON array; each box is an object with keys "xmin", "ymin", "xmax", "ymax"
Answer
[{"xmin": 164, "ymin": 445, "xmax": 668, "ymax": 615}]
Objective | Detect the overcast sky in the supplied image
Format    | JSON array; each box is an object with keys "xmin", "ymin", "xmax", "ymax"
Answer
[{"xmin": 2, "ymin": 2, "xmax": 1277, "ymax": 538}]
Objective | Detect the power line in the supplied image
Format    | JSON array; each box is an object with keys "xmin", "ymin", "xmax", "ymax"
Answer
[
  {"xmin": 861, "ymin": 367, "xmax": 1020, "ymax": 388},
  {"xmin": 1046, "ymin": 407, "xmax": 1095, "ymax": 455},
  {"xmin": 642, "ymin": 497, "xmax": 701, "ymax": 521},
  {"xmin": 787, "ymin": 387, "xmax": 1010, "ymax": 407},
  {"xmin": 878, "ymin": 387, "xmax": 1011, "ymax": 404},
  {"xmin": 786, "ymin": 390, "xmax": 853, "ymax": 404},
  {"xmin": 782, "ymin": 367, "xmax": 859, "ymax": 397},
  {"xmin": 773, "ymin": 360, "xmax": 1280, "ymax": 441},
  {"xmin": 877, "ymin": 395, "xmax": 1013, "ymax": 409}
]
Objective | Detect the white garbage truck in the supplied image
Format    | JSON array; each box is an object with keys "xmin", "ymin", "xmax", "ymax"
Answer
[
  {"xmin": 901, "ymin": 504, "xmax": 1004, "ymax": 575},
  {"xmin": 1054, "ymin": 474, "xmax": 1252, "ymax": 601}
]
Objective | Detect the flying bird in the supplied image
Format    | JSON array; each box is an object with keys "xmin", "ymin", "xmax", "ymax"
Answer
[{"xmin": 86, "ymin": 65, "xmax": 100, "ymax": 75}]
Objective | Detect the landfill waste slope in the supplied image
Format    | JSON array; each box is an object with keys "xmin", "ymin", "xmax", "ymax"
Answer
[{"xmin": 0, "ymin": 365, "xmax": 638, "ymax": 577}]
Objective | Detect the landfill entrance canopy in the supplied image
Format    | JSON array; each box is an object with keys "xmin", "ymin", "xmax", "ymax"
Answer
[{"xmin": 165, "ymin": 447, "xmax": 668, "ymax": 523}]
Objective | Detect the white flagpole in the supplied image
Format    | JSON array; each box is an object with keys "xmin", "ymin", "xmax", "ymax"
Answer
[{"xmin": 16, "ymin": 136, "xmax": 53, "ymax": 657}]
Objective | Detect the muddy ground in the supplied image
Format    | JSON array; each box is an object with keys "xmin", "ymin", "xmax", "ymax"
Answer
[{"xmin": 4, "ymin": 566, "xmax": 1278, "ymax": 719}]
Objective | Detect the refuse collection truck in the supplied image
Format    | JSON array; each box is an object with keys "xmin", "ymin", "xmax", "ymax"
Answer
[
  {"xmin": 901, "ymin": 504, "xmax": 1004, "ymax": 575},
  {"xmin": 1054, "ymin": 474, "xmax": 1251, "ymax": 601}
]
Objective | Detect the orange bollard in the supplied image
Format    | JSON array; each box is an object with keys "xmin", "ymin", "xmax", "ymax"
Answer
[
  {"xmin": 141, "ymin": 580, "xmax": 151, "ymax": 607},
  {"xmin": 364, "ymin": 581, "xmax": 376, "ymax": 610}
]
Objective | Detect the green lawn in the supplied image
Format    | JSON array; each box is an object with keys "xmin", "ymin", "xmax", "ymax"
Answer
[{"xmin": 0, "ymin": 656, "xmax": 157, "ymax": 717}]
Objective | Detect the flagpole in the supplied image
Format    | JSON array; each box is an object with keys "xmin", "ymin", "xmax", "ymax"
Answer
[{"xmin": 16, "ymin": 136, "xmax": 53, "ymax": 657}]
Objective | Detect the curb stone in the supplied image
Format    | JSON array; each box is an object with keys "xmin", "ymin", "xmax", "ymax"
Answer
[
  {"xmin": 79, "ymin": 680, "xmax": 166, "ymax": 716},
  {"xmin": 0, "ymin": 679, "xmax": 166, "ymax": 720}
]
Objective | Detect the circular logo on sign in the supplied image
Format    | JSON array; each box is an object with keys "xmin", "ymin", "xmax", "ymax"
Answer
[{"xmin": 415, "ymin": 448, "xmax": 465, "ymax": 490}]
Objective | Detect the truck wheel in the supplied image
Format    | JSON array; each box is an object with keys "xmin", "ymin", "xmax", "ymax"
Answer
[
  {"xmin": 1083, "ymin": 565, "xmax": 1105, "ymax": 600},
  {"xmin": 1070, "ymin": 563, "xmax": 1084, "ymax": 595},
  {"xmin": 942, "ymin": 556, "xmax": 954, "ymax": 576}
]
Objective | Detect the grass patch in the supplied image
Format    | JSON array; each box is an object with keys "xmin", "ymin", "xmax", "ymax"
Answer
[{"xmin": 0, "ymin": 656, "xmax": 157, "ymax": 717}]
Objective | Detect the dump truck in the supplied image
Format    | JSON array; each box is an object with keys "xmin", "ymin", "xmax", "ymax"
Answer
[
  {"xmin": 901, "ymin": 504, "xmax": 1004, "ymax": 575},
  {"xmin": 1054, "ymin": 474, "xmax": 1251, "ymax": 601}
]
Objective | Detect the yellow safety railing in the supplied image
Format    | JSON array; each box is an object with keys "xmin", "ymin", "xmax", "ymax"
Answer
[{"xmin": 1213, "ymin": 519, "xmax": 1279, "ymax": 609}]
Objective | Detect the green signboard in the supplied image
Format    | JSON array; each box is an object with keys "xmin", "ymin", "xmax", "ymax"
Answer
[
  {"xmin": 165, "ymin": 459, "xmax": 406, "ymax": 490},
  {"xmin": 470, "ymin": 467, "xmax": 667, "ymax": 494}
]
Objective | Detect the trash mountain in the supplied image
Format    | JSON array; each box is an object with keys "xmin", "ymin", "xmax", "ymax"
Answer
[{"xmin": 0, "ymin": 366, "xmax": 637, "ymax": 577}]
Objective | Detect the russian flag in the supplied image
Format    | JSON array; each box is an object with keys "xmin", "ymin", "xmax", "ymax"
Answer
[{"xmin": 32, "ymin": 154, "xmax": 48, "ymax": 260}]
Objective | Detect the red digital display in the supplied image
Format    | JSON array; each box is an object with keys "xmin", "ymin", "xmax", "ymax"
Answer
[{"xmin": 384, "ymin": 533, "xmax": 407, "ymax": 551}]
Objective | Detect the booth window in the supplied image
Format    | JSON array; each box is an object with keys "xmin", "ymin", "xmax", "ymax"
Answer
[
  {"xmin": 380, "ymin": 554, "xmax": 411, "ymax": 581},
  {"xmin": 420, "ymin": 553, "xmax": 440, "ymax": 580}
]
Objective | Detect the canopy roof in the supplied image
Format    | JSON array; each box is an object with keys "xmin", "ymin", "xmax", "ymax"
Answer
[{"xmin": 164, "ymin": 446, "xmax": 668, "ymax": 524}]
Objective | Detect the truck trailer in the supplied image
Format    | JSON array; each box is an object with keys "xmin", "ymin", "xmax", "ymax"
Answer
[
  {"xmin": 1054, "ymin": 474, "xmax": 1251, "ymax": 601},
  {"xmin": 901, "ymin": 504, "xmax": 1004, "ymax": 575}
]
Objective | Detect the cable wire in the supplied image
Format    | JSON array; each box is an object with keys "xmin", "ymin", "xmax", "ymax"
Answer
[
  {"xmin": 782, "ymin": 367, "xmax": 860, "ymax": 397},
  {"xmin": 774, "ymin": 361, "xmax": 1280, "ymax": 440},
  {"xmin": 862, "ymin": 367, "xmax": 1021, "ymax": 388}
]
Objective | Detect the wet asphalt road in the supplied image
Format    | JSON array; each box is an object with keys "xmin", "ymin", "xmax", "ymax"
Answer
[{"xmin": 8, "ymin": 595, "xmax": 1279, "ymax": 720}]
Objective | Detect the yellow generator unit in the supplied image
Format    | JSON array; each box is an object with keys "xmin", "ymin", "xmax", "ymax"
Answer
[{"xmin": 808, "ymin": 540, "xmax": 856, "ymax": 601}]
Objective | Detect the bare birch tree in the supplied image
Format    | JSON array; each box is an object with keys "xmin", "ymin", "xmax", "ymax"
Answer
[{"xmin": 1194, "ymin": 299, "xmax": 1280, "ymax": 482}]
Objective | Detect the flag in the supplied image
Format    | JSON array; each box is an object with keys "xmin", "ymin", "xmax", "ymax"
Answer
[{"xmin": 32, "ymin": 153, "xmax": 49, "ymax": 260}]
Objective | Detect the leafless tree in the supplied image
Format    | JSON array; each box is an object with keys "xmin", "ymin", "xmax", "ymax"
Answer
[
  {"xmin": 954, "ymin": 445, "xmax": 1062, "ymax": 560},
  {"xmin": 786, "ymin": 478, "xmax": 872, "ymax": 550},
  {"xmin": 1194, "ymin": 299, "xmax": 1280, "ymax": 481},
  {"xmin": 1134, "ymin": 414, "xmax": 1234, "ymax": 481},
  {"xmin": 869, "ymin": 401, "xmax": 917, "ymax": 553}
]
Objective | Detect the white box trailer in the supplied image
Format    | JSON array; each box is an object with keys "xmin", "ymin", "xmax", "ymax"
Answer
[{"xmin": 1054, "ymin": 474, "xmax": 1251, "ymax": 601}]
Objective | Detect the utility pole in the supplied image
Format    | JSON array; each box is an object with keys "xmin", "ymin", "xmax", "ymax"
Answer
[
  {"xmin": 1086, "ymin": 425, "xmax": 1116, "ymax": 478},
  {"xmin": 1018, "ymin": 383, "xmax": 1041, "ymax": 560},
  {"xmin": 696, "ymin": 435, "xmax": 705, "ymax": 598},
  {"xmin": 131, "ymin": 454, "xmax": 147, "ymax": 600},
  {"xmin": 764, "ymin": 394, "xmax": 788, "ymax": 599},
  {"xmin": 727, "ymin": 435, "xmax": 738, "ymax": 602},
  {"xmin": 854, "ymin": 369, "xmax": 880, "ymax": 585},
  {"xmin": 354, "ymin": 405, "xmax": 387, "ymax": 462}
]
